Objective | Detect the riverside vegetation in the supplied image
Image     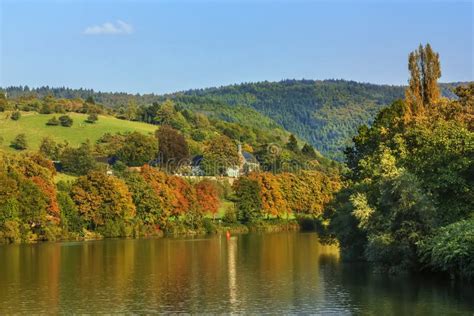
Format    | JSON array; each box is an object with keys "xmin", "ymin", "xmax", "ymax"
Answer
[{"xmin": 0, "ymin": 44, "xmax": 472, "ymax": 280}]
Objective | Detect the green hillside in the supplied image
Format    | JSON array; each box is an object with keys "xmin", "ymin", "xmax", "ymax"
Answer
[
  {"xmin": 3, "ymin": 80, "xmax": 468, "ymax": 160},
  {"xmin": 0, "ymin": 112, "xmax": 156, "ymax": 151},
  {"xmin": 182, "ymin": 80, "xmax": 467, "ymax": 159}
]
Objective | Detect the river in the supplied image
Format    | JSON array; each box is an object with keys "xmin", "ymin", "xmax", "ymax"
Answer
[{"xmin": 0, "ymin": 232, "xmax": 472, "ymax": 314}]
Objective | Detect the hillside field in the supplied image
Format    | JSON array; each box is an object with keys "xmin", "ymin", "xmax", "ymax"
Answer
[{"xmin": 0, "ymin": 111, "xmax": 157, "ymax": 151}]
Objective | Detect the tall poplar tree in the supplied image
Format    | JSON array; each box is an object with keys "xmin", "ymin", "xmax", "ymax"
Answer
[{"xmin": 405, "ymin": 44, "xmax": 441, "ymax": 118}]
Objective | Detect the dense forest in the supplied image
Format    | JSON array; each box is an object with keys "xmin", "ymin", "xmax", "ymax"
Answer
[{"xmin": 2, "ymin": 81, "xmax": 465, "ymax": 160}]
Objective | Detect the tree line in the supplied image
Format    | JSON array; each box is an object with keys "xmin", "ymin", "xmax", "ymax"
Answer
[{"xmin": 0, "ymin": 149, "xmax": 340, "ymax": 243}]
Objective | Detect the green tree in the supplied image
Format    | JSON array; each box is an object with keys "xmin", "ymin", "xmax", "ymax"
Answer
[
  {"xmin": 302, "ymin": 143, "xmax": 317, "ymax": 158},
  {"xmin": 122, "ymin": 171, "xmax": 164, "ymax": 228},
  {"xmin": 125, "ymin": 100, "xmax": 138, "ymax": 121},
  {"xmin": 418, "ymin": 219, "xmax": 474, "ymax": 280},
  {"xmin": 40, "ymin": 95, "xmax": 56, "ymax": 114},
  {"xmin": 85, "ymin": 96, "xmax": 95, "ymax": 104},
  {"xmin": 39, "ymin": 137, "xmax": 62, "ymax": 160},
  {"xmin": 202, "ymin": 135, "xmax": 239, "ymax": 176},
  {"xmin": 233, "ymin": 177, "xmax": 263, "ymax": 223},
  {"xmin": 286, "ymin": 134, "xmax": 299, "ymax": 153},
  {"xmin": 85, "ymin": 112, "xmax": 98, "ymax": 123},
  {"xmin": 10, "ymin": 134, "xmax": 28, "ymax": 150},
  {"xmin": 60, "ymin": 142, "xmax": 96, "ymax": 175},
  {"xmin": 0, "ymin": 92, "xmax": 7, "ymax": 112},
  {"xmin": 115, "ymin": 132, "xmax": 158, "ymax": 167},
  {"xmin": 155, "ymin": 99, "xmax": 176, "ymax": 125},
  {"xmin": 59, "ymin": 115, "xmax": 73, "ymax": 127},
  {"xmin": 57, "ymin": 191, "xmax": 83, "ymax": 234}
]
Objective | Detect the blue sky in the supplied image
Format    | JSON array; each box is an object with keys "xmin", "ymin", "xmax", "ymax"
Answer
[{"xmin": 1, "ymin": 0, "xmax": 472, "ymax": 94}]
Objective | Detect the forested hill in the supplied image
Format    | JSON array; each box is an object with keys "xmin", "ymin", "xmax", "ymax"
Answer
[
  {"xmin": 2, "ymin": 80, "xmax": 467, "ymax": 159},
  {"xmin": 182, "ymin": 80, "xmax": 464, "ymax": 159}
]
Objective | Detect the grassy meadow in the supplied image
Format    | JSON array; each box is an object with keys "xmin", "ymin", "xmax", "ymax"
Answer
[{"xmin": 0, "ymin": 111, "xmax": 157, "ymax": 152}]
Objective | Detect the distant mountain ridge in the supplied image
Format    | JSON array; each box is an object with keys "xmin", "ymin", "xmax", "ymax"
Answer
[{"xmin": 3, "ymin": 80, "xmax": 469, "ymax": 159}]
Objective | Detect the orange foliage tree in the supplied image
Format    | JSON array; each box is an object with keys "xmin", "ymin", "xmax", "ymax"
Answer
[
  {"xmin": 71, "ymin": 171, "xmax": 136, "ymax": 231},
  {"xmin": 167, "ymin": 176, "xmax": 195, "ymax": 217},
  {"xmin": 195, "ymin": 180, "xmax": 220, "ymax": 218},
  {"xmin": 140, "ymin": 164, "xmax": 176, "ymax": 219},
  {"xmin": 249, "ymin": 172, "xmax": 287, "ymax": 218}
]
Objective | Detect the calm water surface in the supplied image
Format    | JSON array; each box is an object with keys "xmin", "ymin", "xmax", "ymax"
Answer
[{"xmin": 0, "ymin": 232, "xmax": 472, "ymax": 314}]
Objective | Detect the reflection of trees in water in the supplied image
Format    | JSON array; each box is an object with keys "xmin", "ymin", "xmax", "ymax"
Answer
[
  {"xmin": 0, "ymin": 234, "xmax": 471, "ymax": 314},
  {"xmin": 332, "ymin": 263, "xmax": 474, "ymax": 315},
  {"xmin": 0, "ymin": 243, "xmax": 61, "ymax": 314}
]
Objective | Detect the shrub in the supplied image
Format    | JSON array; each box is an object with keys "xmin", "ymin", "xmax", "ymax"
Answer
[
  {"xmin": 11, "ymin": 111, "xmax": 21, "ymax": 121},
  {"xmin": 46, "ymin": 116, "xmax": 60, "ymax": 126},
  {"xmin": 10, "ymin": 133, "xmax": 28, "ymax": 150},
  {"xmin": 59, "ymin": 115, "xmax": 73, "ymax": 127},
  {"xmin": 85, "ymin": 112, "xmax": 98, "ymax": 123}
]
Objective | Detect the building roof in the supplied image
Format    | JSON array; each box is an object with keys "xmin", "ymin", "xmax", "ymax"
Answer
[
  {"xmin": 242, "ymin": 151, "xmax": 258, "ymax": 164},
  {"xmin": 191, "ymin": 155, "xmax": 204, "ymax": 167}
]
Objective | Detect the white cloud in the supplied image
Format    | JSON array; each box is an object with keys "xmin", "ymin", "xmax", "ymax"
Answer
[{"xmin": 83, "ymin": 20, "xmax": 133, "ymax": 35}]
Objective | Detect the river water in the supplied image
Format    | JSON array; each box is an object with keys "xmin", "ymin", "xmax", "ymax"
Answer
[{"xmin": 0, "ymin": 232, "xmax": 472, "ymax": 314}]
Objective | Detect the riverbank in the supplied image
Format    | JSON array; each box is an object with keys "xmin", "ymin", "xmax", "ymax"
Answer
[{"xmin": 0, "ymin": 219, "xmax": 304, "ymax": 244}]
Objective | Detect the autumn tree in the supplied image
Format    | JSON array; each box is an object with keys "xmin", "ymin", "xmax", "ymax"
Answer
[
  {"xmin": 71, "ymin": 171, "xmax": 136, "ymax": 236},
  {"xmin": 195, "ymin": 180, "xmax": 220, "ymax": 218},
  {"xmin": 156, "ymin": 125, "xmax": 189, "ymax": 172},
  {"xmin": 140, "ymin": 165, "xmax": 176, "ymax": 222},
  {"xmin": 166, "ymin": 176, "xmax": 194, "ymax": 217},
  {"xmin": 405, "ymin": 43, "xmax": 441, "ymax": 119},
  {"xmin": 0, "ymin": 152, "xmax": 58, "ymax": 242},
  {"xmin": 249, "ymin": 172, "xmax": 287, "ymax": 218}
]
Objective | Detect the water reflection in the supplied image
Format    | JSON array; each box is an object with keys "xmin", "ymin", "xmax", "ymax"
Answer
[{"xmin": 0, "ymin": 233, "xmax": 472, "ymax": 314}]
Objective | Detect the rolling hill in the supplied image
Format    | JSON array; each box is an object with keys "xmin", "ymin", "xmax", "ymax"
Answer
[
  {"xmin": 0, "ymin": 112, "xmax": 156, "ymax": 152},
  {"xmin": 3, "ymin": 80, "xmax": 468, "ymax": 159}
]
